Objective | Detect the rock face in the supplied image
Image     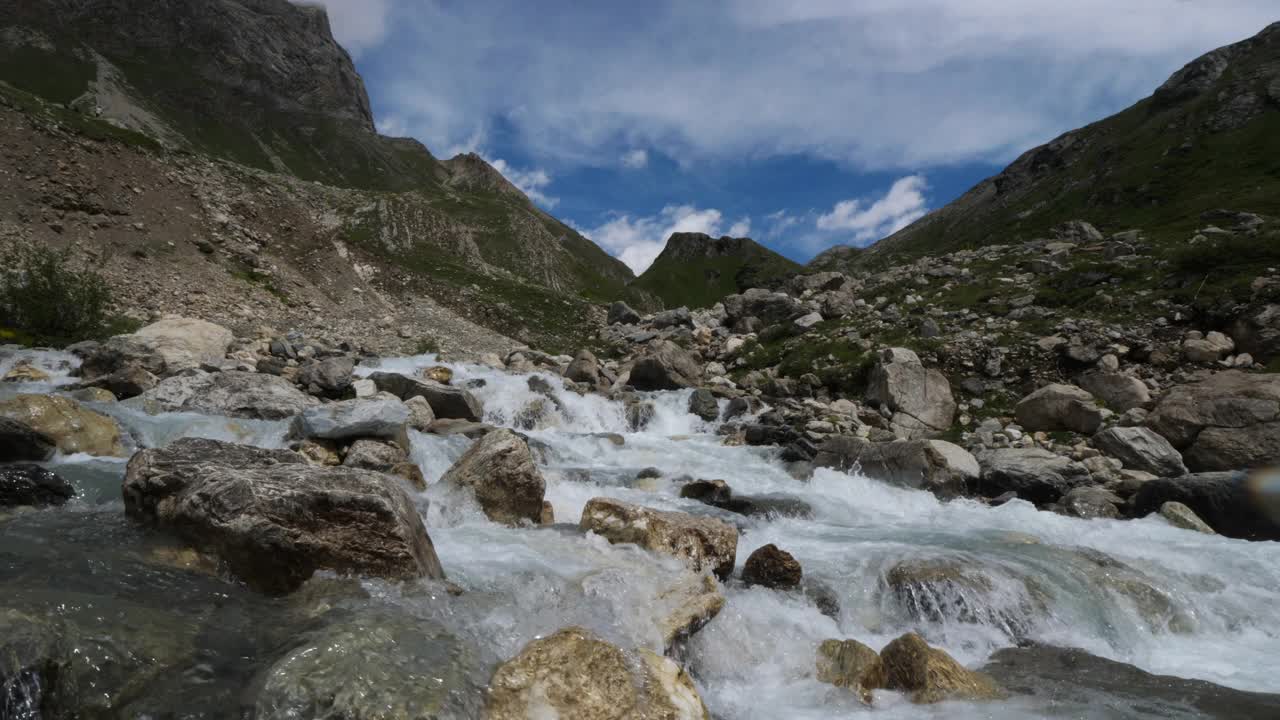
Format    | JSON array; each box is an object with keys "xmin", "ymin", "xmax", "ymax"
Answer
[
  {"xmin": 1130, "ymin": 471, "xmax": 1279, "ymax": 541},
  {"xmin": 865, "ymin": 348, "xmax": 956, "ymax": 439},
  {"xmin": 0, "ymin": 394, "xmax": 124, "ymax": 457},
  {"xmin": 629, "ymin": 340, "xmax": 703, "ymax": 391},
  {"xmin": 291, "ymin": 397, "xmax": 409, "ymax": 441},
  {"xmin": 816, "ymin": 639, "xmax": 886, "ymax": 703},
  {"xmin": 368, "ymin": 372, "xmax": 485, "ymax": 422},
  {"xmin": 976, "ymin": 448, "xmax": 1092, "ymax": 505},
  {"xmin": 880, "ymin": 632, "xmax": 1005, "ymax": 704},
  {"xmin": 814, "ymin": 436, "xmax": 978, "ymax": 498},
  {"xmin": 0, "ymin": 464, "xmax": 74, "ymax": 507},
  {"xmin": 1015, "ymin": 383, "xmax": 1104, "ymax": 434},
  {"xmin": 439, "ymin": 429, "xmax": 545, "ymax": 525},
  {"xmin": 0, "ymin": 416, "xmax": 55, "ymax": 462},
  {"xmin": 741, "ymin": 544, "xmax": 802, "ymax": 590},
  {"xmin": 1092, "ymin": 426, "xmax": 1187, "ymax": 477},
  {"xmin": 485, "ymin": 627, "xmax": 710, "ymax": 720},
  {"xmin": 83, "ymin": 317, "xmax": 234, "ymax": 377},
  {"xmin": 1146, "ymin": 371, "xmax": 1280, "ymax": 471},
  {"xmin": 139, "ymin": 371, "xmax": 318, "ymax": 420},
  {"xmin": 122, "ymin": 438, "xmax": 444, "ymax": 593},
  {"xmin": 580, "ymin": 498, "xmax": 738, "ymax": 579}
]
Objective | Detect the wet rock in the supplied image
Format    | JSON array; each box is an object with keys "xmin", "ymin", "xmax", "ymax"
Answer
[
  {"xmin": 440, "ymin": 429, "xmax": 546, "ymax": 525},
  {"xmin": 427, "ymin": 419, "xmax": 499, "ymax": 438},
  {"xmin": 680, "ymin": 478, "xmax": 733, "ymax": 505},
  {"xmin": 1092, "ymin": 426, "xmax": 1187, "ymax": 477},
  {"xmin": 404, "ymin": 395, "xmax": 436, "ymax": 431},
  {"xmin": 1055, "ymin": 486, "xmax": 1123, "ymax": 519},
  {"xmin": 816, "ymin": 638, "xmax": 886, "ymax": 703},
  {"xmin": 123, "ymin": 438, "xmax": 444, "ymax": 594},
  {"xmin": 292, "ymin": 396, "xmax": 409, "ymax": 441},
  {"xmin": 419, "ymin": 365, "xmax": 453, "ymax": 384},
  {"xmin": 814, "ymin": 436, "xmax": 978, "ymax": 499},
  {"xmin": 2, "ymin": 361, "xmax": 51, "ymax": 383},
  {"xmin": 1146, "ymin": 371, "xmax": 1280, "ymax": 471},
  {"xmin": 1159, "ymin": 501, "xmax": 1216, "ymax": 534},
  {"xmin": 1015, "ymin": 383, "xmax": 1104, "ymax": 434},
  {"xmin": 296, "ymin": 356, "xmax": 354, "ymax": 398},
  {"xmin": 139, "ymin": 371, "xmax": 319, "ymax": 420},
  {"xmin": 1076, "ymin": 372, "xmax": 1151, "ymax": 413},
  {"xmin": 977, "ymin": 448, "xmax": 1092, "ymax": 505},
  {"xmin": 655, "ymin": 573, "xmax": 725, "ymax": 649},
  {"xmin": 629, "ymin": 341, "xmax": 703, "ymax": 391},
  {"xmin": 1130, "ymin": 471, "xmax": 1278, "ymax": 541},
  {"xmin": 688, "ymin": 388, "xmax": 719, "ymax": 421},
  {"xmin": 865, "ymin": 348, "xmax": 956, "ymax": 439},
  {"xmin": 880, "ymin": 632, "xmax": 1006, "ymax": 704},
  {"xmin": 485, "ymin": 627, "xmax": 710, "ymax": 720},
  {"xmin": 722, "ymin": 395, "xmax": 761, "ymax": 420},
  {"xmin": 0, "ymin": 416, "xmax": 55, "ymax": 462},
  {"xmin": 581, "ymin": 497, "xmax": 738, "ymax": 579},
  {"xmin": 883, "ymin": 559, "xmax": 1043, "ymax": 638},
  {"xmin": 65, "ymin": 387, "xmax": 117, "ymax": 404},
  {"xmin": 0, "ymin": 394, "xmax": 124, "ymax": 457},
  {"xmin": 368, "ymin": 371, "xmax": 484, "ymax": 422},
  {"xmin": 341, "ymin": 438, "xmax": 406, "ymax": 470},
  {"xmin": 564, "ymin": 348, "xmax": 602, "ymax": 387},
  {"xmin": 607, "ymin": 300, "xmax": 642, "ymax": 325},
  {"xmin": 741, "ymin": 544, "xmax": 803, "ymax": 590},
  {"xmin": 1072, "ymin": 548, "xmax": 1194, "ymax": 632},
  {"xmin": 626, "ymin": 399, "xmax": 656, "ymax": 431},
  {"xmin": 75, "ymin": 363, "xmax": 159, "ymax": 399},
  {"xmin": 0, "ymin": 464, "xmax": 74, "ymax": 507},
  {"xmin": 982, "ymin": 645, "xmax": 1280, "ymax": 719}
]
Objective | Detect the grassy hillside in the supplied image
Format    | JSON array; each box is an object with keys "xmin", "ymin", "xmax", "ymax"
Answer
[{"xmin": 633, "ymin": 233, "xmax": 802, "ymax": 309}]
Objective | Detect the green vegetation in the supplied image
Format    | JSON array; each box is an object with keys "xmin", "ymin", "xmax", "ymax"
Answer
[
  {"xmin": 633, "ymin": 236, "xmax": 801, "ymax": 309},
  {"xmin": 414, "ymin": 336, "xmax": 441, "ymax": 355},
  {"xmin": 0, "ymin": 44, "xmax": 95, "ymax": 105},
  {"xmin": 0, "ymin": 245, "xmax": 137, "ymax": 345}
]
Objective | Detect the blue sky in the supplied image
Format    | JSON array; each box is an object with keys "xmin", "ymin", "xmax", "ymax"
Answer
[{"xmin": 308, "ymin": 0, "xmax": 1277, "ymax": 274}]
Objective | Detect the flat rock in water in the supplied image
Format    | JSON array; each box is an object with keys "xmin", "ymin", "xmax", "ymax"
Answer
[
  {"xmin": 292, "ymin": 397, "xmax": 409, "ymax": 441},
  {"xmin": 368, "ymin": 371, "xmax": 484, "ymax": 421},
  {"xmin": 0, "ymin": 464, "xmax": 75, "ymax": 507},
  {"xmin": 138, "ymin": 371, "xmax": 318, "ymax": 420}
]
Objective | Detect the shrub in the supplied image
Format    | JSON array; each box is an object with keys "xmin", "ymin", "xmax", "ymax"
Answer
[
  {"xmin": 414, "ymin": 335, "xmax": 441, "ymax": 355},
  {"xmin": 0, "ymin": 245, "xmax": 115, "ymax": 344}
]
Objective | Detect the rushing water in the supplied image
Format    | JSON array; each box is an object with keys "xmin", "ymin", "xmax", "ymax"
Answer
[{"xmin": 4, "ymin": 346, "xmax": 1280, "ymax": 718}]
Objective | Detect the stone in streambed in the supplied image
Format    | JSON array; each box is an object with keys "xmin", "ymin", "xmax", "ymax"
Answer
[
  {"xmin": 440, "ymin": 428, "xmax": 546, "ymax": 525},
  {"xmin": 0, "ymin": 394, "xmax": 124, "ymax": 457},
  {"xmin": 816, "ymin": 638, "xmax": 886, "ymax": 704},
  {"xmin": 880, "ymin": 632, "xmax": 1006, "ymax": 704},
  {"xmin": 741, "ymin": 544, "xmax": 802, "ymax": 590},
  {"xmin": 580, "ymin": 497, "xmax": 738, "ymax": 579}
]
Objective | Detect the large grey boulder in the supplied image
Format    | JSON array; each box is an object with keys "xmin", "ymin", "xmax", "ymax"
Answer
[
  {"xmin": 368, "ymin": 372, "xmax": 484, "ymax": 422},
  {"xmin": 1092, "ymin": 426, "xmax": 1187, "ymax": 477},
  {"xmin": 123, "ymin": 438, "xmax": 444, "ymax": 593},
  {"xmin": 291, "ymin": 397, "xmax": 409, "ymax": 441},
  {"xmin": 1130, "ymin": 471, "xmax": 1279, "ymax": 541},
  {"xmin": 564, "ymin": 348, "xmax": 602, "ymax": 387},
  {"xmin": 1015, "ymin": 383, "xmax": 1104, "ymax": 434},
  {"xmin": 139, "ymin": 371, "xmax": 318, "ymax": 420},
  {"xmin": 976, "ymin": 448, "xmax": 1093, "ymax": 505},
  {"xmin": 628, "ymin": 340, "xmax": 703, "ymax": 391},
  {"xmin": 1146, "ymin": 371, "xmax": 1280, "ymax": 470},
  {"xmin": 814, "ymin": 435, "xmax": 978, "ymax": 498},
  {"xmin": 1229, "ymin": 303, "xmax": 1280, "ymax": 360},
  {"xmin": 607, "ymin": 301, "xmax": 642, "ymax": 325},
  {"xmin": 653, "ymin": 306, "xmax": 692, "ymax": 329},
  {"xmin": 1076, "ymin": 372, "xmax": 1151, "ymax": 413},
  {"xmin": 296, "ymin": 356, "xmax": 355, "ymax": 398},
  {"xmin": 82, "ymin": 317, "xmax": 234, "ymax": 378},
  {"xmin": 0, "ymin": 416, "xmax": 55, "ymax": 462},
  {"xmin": 580, "ymin": 497, "xmax": 737, "ymax": 579},
  {"xmin": 865, "ymin": 348, "xmax": 956, "ymax": 439},
  {"xmin": 722, "ymin": 288, "xmax": 806, "ymax": 325},
  {"xmin": 440, "ymin": 429, "xmax": 546, "ymax": 525}
]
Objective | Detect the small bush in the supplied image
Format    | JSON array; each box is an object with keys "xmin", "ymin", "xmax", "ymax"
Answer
[
  {"xmin": 0, "ymin": 245, "xmax": 116, "ymax": 344},
  {"xmin": 414, "ymin": 335, "xmax": 441, "ymax": 355}
]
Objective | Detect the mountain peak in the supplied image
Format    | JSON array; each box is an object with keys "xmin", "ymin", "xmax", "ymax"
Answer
[{"xmin": 634, "ymin": 233, "xmax": 802, "ymax": 309}]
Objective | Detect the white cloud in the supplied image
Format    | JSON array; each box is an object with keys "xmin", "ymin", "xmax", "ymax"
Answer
[
  {"xmin": 621, "ymin": 149, "xmax": 649, "ymax": 169},
  {"xmin": 301, "ymin": 0, "xmax": 393, "ymax": 57},
  {"xmin": 582, "ymin": 205, "xmax": 726, "ymax": 274},
  {"xmin": 488, "ymin": 158, "xmax": 558, "ymax": 209},
  {"xmin": 817, "ymin": 175, "xmax": 929, "ymax": 244},
  {"xmin": 727, "ymin": 217, "xmax": 751, "ymax": 237}
]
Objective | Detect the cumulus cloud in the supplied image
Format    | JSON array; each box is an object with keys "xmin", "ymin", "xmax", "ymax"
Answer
[
  {"xmin": 488, "ymin": 158, "xmax": 558, "ymax": 209},
  {"xmin": 727, "ymin": 218, "xmax": 751, "ymax": 237},
  {"xmin": 582, "ymin": 205, "xmax": 727, "ymax": 274},
  {"xmin": 817, "ymin": 175, "xmax": 929, "ymax": 244},
  {"xmin": 301, "ymin": 0, "xmax": 393, "ymax": 57},
  {"xmin": 621, "ymin": 149, "xmax": 649, "ymax": 169}
]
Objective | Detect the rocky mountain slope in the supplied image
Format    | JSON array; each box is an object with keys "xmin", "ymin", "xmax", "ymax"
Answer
[
  {"xmin": 632, "ymin": 233, "xmax": 801, "ymax": 310},
  {"xmin": 0, "ymin": 0, "xmax": 642, "ymax": 353}
]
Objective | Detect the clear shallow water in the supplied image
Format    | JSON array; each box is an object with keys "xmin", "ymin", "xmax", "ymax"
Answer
[{"xmin": 5, "ymin": 351, "xmax": 1280, "ymax": 717}]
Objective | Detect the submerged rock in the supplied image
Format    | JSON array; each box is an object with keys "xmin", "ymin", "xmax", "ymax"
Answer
[
  {"xmin": 816, "ymin": 638, "xmax": 886, "ymax": 703},
  {"xmin": 0, "ymin": 464, "xmax": 74, "ymax": 507},
  {"xmin": 0, "ymin": 394, "xmax": 124, "ymax": 457},
  {"xmin": 0, "ymin": 416, "xmax": 55, "ymax": 462},
  {"xmin": 741, "ymin": 544, "xmax": 803, "ymax": 590},
  {"xmin": 814, "ymin": 436, "xmax": 978, "ymax": 498},
  {"xmin": 123, "ymin": 438, "xmax": 444, "ymax": 594},
  {"xmin": 580, "ymin": 497, "xmax": 738, "ymax": 579},
  {"xmin": 139, "ymin": 371, "xmax": 318, "ymax": 420},
  {"xmin": 880, "ymin": 632, "xmax": 1006, "ymax": 704},
  {"xmin": 655, "ymin": 572, "xmax": 725, "ymax": 650},
  {"xmin": 368, "ymin": 371, "xmax": 485, "ymax": 421},
  {"xmin": 485, "ymin": 627, "xmax": 710, "ymax": 720},
  {"xmin": 440, "ymin": 429, "xmax": 546, "ymax": 525}
]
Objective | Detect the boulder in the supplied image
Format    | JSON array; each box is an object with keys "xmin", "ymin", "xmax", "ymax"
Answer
[
  {"xmin": 1182, "ymin": 331, "xmax": 1235, "ymax": 363},
  {"xmin": 816, "ymin": 639, "xmax": 886, "ymax": 703},
  {"xmin": 814, "ymin": 436, "xmax": 978, "ymax": 499},
  {"xmin": 122, "ymin": 438, "xmax": 444, "ymax": 594},
  {"xmin": 0, "ymin": 464, "xmax": 75, "ymax": 507},
  {"xmin": 580, "ymin": 497, "xmax": 738, "ymax": 579},
  {"xmin": 882, "ymin": 559, "xmax": 1043, "ymax": 637},
  {"xmin": 976, "ymin": 448, "xmax": 1093, "ymax": 505},
  {"xmin": 1055, "ymin": 486, "xmax": 1123, "ymax": 519},
  {"xmin": 1146, "ymin": 371, "xmax": 1280, "ymax": 470},
  {"xmin": 296, "ymin": 356, "xmax": 355, "ymax": 398},
  {"xmin": 741, "ymin": 544, "xmax": 802, "ymax": 590},
  {"xmin": 880, "ymin": 632, "xmax": 1006, "ymax": 704},
  {"xmin": 723, "ymin": 288, "xmax": 806, "ymax": 325},
  {"xmin": 485, "ymin": 627, "xmax": 710, "ymax": 720},
  {"xmin": 1092, "ymin": 426, "xmax": 1187, "ymax": 477},
  {"xmin": 607, "ymin": 301, "xmax": 642, "ymax": 325},
  {"xmin": 291, "ymin": 397, "xmax": 409, "ymax": 441},
  {"xmin": 1229, "ymin": 303, "xmax": 1280, "ymax": 360},
  {"xmin": 75, "ymin": 364, "xmax": 158, "ymax": 399},
  {"xmin": 653, "ymin": 572, "xmax": 725, "ymax": 649},
  {"xmin": 404, "ymin": 395, "xmax": 436, "ymax": 432},
  {"xmin": 564, "ymin": 349, "xmax": 602, "ymax": 387},
  {"xmin": 687, "ymin": 389, "xmax": 719, "ymax": 422},
  {"xmin": 1076, "ymin": 372, "xmax": 1151, "ymax": 413},
  {"xmin": 1015, "ymin": 383, "xmax": 1104, "ymax": 434},
  {"xmin": 1159, "ymin": 501, "xmax": 1216, "ymax": 534},
  {"xmin": 0, "ymin": 394, "xmax": 124, "ymax": 457},
  {"xmin": 439, "ymin": 429, "xmax": 545, "ymax": 525},
  {"xmin": 368, "ymin": 372, "xmax": 484, "ymax": 422},
  {"xmin": 419, "ymin": 365, "xmax": 453, "ymax": 384},
  {"xmin": 83, "ymin": 317, "xmax": 233, "ymax": 377},
  {"xmin": 865, "ymin": 349, "xmax": 956, "ymax": 439},
  {"xmin": 2, "ymin": 361, "xmax": 50, "ymax": 383},
  {"xmin": 341, "ymin": 438, "xmax": 406, "ymax": 470},
  {"xmin": 1130, "ymin": 472, "xmax": 1279, "ymax": 541},
  {"xmin": 139, "ymin": 371, "xmax": 318, "ymax": 420},
  {"xmin": 0, "ymin": 416, "xmax": 55, "ymax": 462},
  {"xmin": 653, "ymin": 306, "xmax": 692, "ymax": 329},
  {"xmin": 629, "ymin": 341, "xmax": 703, "ymax": 391}
]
